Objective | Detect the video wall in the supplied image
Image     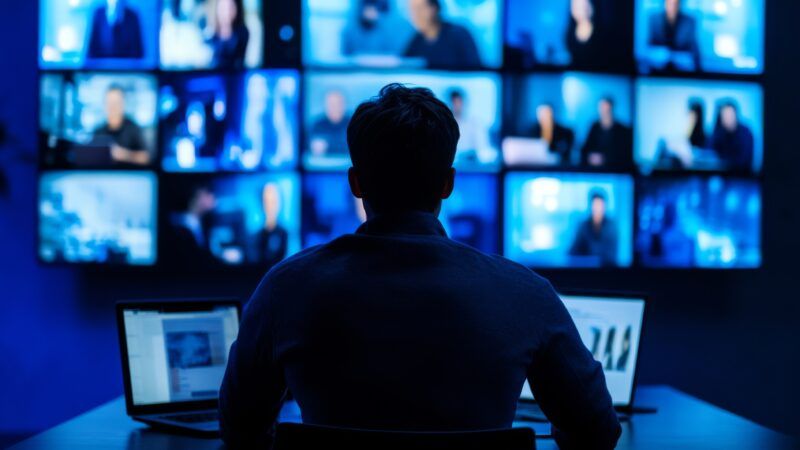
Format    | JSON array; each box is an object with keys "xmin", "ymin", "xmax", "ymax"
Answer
[{"xmin": 38, "ymin": 0, "xmax": 764, "ymax": 270}]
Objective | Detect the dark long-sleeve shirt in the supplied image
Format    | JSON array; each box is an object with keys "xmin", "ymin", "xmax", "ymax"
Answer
[
  {"xmin": 220, "ymin": 211, "xmax": 621, "ymax": 449},
  {"xmin": 404, "ymin": 22, "xmax": 481, "ymax": 69}
]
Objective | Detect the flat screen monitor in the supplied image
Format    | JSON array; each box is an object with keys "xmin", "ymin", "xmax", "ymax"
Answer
[
  {"xmin": 160, "ymin": 0, "xmax": 264, "ymax": 70},
  {"xmin": 634, "ymin": 0, "xmax": 765, "ymax": 75},
  {"xmin": 303, "ymin": 0, "xmax": 502, "ymax": 69},
  {"xmin": 40, "ymin": 72, "xmax": 158, "ymax": 169},
  {"xmin": 38, "ymin": 171, "xmax": 158, "ymax": 265},
  {"xmin": 161, "ymin": 173, "xmax": 301, "ymax": 268},
  {"xmin": 505, "ymin": 0, "xmax": 633, "ymax": 71},
  {"xmin": 39, "ymin": 0, "xmax": 160, "ymax": 69},
  {"xmin": 159, "ymin": 70, "xmax": 300, "ymax": 173},
  {"xmin": 503, "ymin": 72, "xmax": 633, "ymax": 169},
  {"xmin": 304, "ymin": 71, "xmax": 502, "ymax": 172},
  {"xmin": 636, "ymin": 176, "xmax": 761, "ymax": 268},
  {"xmin": 635, "ymin": 78, "xmax": 763, "ymax": 174},
  {"xmin": 504, "ymin": 172, "xmax": 634, "ymax": 268}
]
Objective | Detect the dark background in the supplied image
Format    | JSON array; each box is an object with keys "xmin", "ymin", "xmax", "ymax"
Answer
[{"xmin": 1, "ymin": 1, "xmax": 798, "ymax": 447}]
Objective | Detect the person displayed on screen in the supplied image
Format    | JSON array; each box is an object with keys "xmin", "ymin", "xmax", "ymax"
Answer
[
  {"xmin": 86, "ymin": 0, "xmax": 144, "ymax": 60},
  {"xmin": 569, "ymin": 190, "xmax": 618, "ymax": 267},
  {"xmin": 711, "ymin": 100, "xmax": 755, "ymax": 172},
  {"xmin": 565, "ymin": 0, "xmax": 607, "ymax": 68},
  {"xmin": 220, "ymin": 84, "xmax": 621, "ymax": 450},
  {"xmin": 404, "ymin": 0, "xmax": 481, "ymax": 69},
  {"xmin": 530, "ymin": 103, "xmax": 575, "ymax": 163},
  {"xmin": 168, "ymin": 184, "xmax": 218, "ymax": 265},
  {"xmin": 342, "ymin": 0, "xmax": 404, "ymax": 56},
  {"xmin": 207, "ymin": 0, "xmax": 250, "ymax": 69},
  {"xmin": 92, "ymin": 85, "xmax": 150, "ymax": 166},
  {"xmin": 687, "ymin": 100, "xmax": 707, "ymax": 149},
  {"xmin": 447, "ymin": 88, "xmax": 493, "ymax": 165},
  {"xmin": 254, "ymin": 183, "xmax": 288, "ymax": 267},
  {"xmin": 647, "ymin": 0, "xmax": 701, "ymax": 72},
  {"xmin": 309, "ymin": 90, "xmax": 351, "ymax": 157},
  {"xmin": 581, "ymin": 97, "xmax": 633, "ymax": 169}
]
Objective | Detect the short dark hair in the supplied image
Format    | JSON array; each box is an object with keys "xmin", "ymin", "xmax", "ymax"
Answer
[
  {"xmin": 106, "ymin": 84, "xmax": 125, "ymax": 96},
  {"xmin": 590, "ymin": 189, "xmax": 607, "ymax": 203},
  {"xmin": 447, "ymin": 88, "xmax": 465, "ymax": 102},
  {"xmin": 600, "ymin": 96, "xmax": 615, "ymax": 108},
  {"xmin": 347, "ymin": 83, "xmax": 459, "ymax": 213}
]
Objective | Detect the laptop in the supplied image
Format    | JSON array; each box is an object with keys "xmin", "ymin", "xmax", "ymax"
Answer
[
  {"xmin": 502, "ymin": 137, "xmax": 560, "ymax": 167},
  {"xmin": 519, "ymin": 292, "xmax": 647, "ymax": 412},
  {"xmin": 116, "ymin": 299, "xmax": 241, "ymax": 436}
]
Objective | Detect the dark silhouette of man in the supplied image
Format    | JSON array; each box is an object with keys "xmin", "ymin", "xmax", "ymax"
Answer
[
  {"xmin": 647, "ymin": 0, "xmax": 701, "ymax": 72},
  {"xmin": 220, "ymin": 84, "xmax": 621, "ymax": 449},
  {"xmin": 570, "ymin": 190, "xmax": 619, "ymax": 267},
  {"xmin": 86, "ymin": 0, "xmax": 144, "ymax": 60},
  {"xmin": 581, "ymin": 97, "xmax": 633, "ymax": 169}
]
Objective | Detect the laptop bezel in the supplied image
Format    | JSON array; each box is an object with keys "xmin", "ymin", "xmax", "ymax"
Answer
[
  {"xmin": 115, "ymin": 298, "xmax": 242, "ymax": 417},
  {"xmin": 557, "ymin": 289, "xmax": 649, "ymax": 411}
]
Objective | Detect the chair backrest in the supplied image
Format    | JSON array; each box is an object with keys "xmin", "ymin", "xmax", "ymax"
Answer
[{"xmin": 274, "ymin": 423, "xmax": 536, "ymax": 450}]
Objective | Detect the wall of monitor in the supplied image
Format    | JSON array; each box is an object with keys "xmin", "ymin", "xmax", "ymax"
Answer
[{"xmin": 37, "ymin": 0, "xmax": 765, "ymax": 270}]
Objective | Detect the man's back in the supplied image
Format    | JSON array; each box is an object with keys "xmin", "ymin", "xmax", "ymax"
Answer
[
  {"xmin": 220, "ymin": 212, "xmax": 620, "ymax": 449},
  {"xmin": 219, "ymin": 84, "xmax": 620, "ymax": 449}
]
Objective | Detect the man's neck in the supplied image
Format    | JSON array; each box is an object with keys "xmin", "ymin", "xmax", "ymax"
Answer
[{"xmin": 422, "ymin": 21, "xmax": 443, "ymax": 41}]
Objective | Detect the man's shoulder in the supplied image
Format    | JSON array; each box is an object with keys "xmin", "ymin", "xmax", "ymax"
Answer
[{"xmin": 443, "ymin": 238, "xmax": 553, "ymax": 289}]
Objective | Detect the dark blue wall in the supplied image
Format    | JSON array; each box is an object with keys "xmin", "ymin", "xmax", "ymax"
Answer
[{"xmin": 1, "ymin": 1, "xmax": 798, "ymax": 446}]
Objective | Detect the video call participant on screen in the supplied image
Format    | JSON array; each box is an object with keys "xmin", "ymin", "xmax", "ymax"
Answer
[
  {"xmin": 208, "ymin": 0, "xmax": 250, "ymax": 69},
  {"xmin": 566, "ymin": 0, "xmax": 607, "ymax": 68},
  {"xmin": 658, "ymin": 99, "xmax": 708, "ymax": 169},
  {"xmin": 87, "ymin": 0, "xmax": 144, "ymax": 60},
  {"xmin": 93, "ymin": 85, "xmax": 150, "ymax": 166},
  {"xmin": 531, "ymin": 103, "xmax": 575, "ymax": 164},
  {"xmin": 447, "ymin": 88, "xmax": 492, "ymax": 164},
  {"xmin": 404, "ymin": 0, "xmax": 481, "ymax": 69},
  {"xmin": 570, "ymin": 190, "xmax": 618, "ymax": 267},
  {"xmin": 343, "ymin": 0, "xmax": 406, "ymax": 56},
  {"xmin": 309, "ymin": 90, "xmax": 351, "ymax": 157},
  {"xmin": 711, "ymin": 100, "xmax": 754, "ymax": 172},
  {"xmin": 647, "ymin": 0, "xmax": 701, "ymax": 72},
  {"xmin": 220, "ymin": 84, "xmax": 621, "ymax": 449},
  {"xmin": 254, "ymin": 183, "xmax": 288, "ymax": 267},
  {"xmin": 581, "ymin": 97, "xmax": 632, "ymax": 169},
  {"xmin": 167, "ymin": 184, "xmax": 218, "ymax": 266}
]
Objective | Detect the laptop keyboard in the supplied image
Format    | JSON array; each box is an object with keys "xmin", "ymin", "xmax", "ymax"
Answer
[{"xmin": 163, "ymin": 411, "xmax": 219, "ymax": 423}]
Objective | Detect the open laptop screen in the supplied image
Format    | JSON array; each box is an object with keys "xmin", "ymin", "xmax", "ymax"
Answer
[
  {"xmin": 121, "ymin": 305, "xmax": 239, "ymax": 406},
  {"xmin": 521, "ymin": 294, "xmax": 645, "ymax": 407}
]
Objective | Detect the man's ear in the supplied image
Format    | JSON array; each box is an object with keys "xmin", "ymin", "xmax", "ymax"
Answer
[
  {"xmin": 441, "ymin": 168, "xmax": 455, "ymax": 200},
  {"xmin": 348, "ymin": 167, "xmax": 363, "ymax": 199}
]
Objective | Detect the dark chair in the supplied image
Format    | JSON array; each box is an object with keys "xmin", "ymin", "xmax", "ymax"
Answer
[{"xmin": 274, "ymin": 422, "xmax": 536, "ymax": 450}]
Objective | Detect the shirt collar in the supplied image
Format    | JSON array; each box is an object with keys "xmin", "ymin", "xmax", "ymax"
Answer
[{"xmin": 356, "ymin": 211, "xmax": 447, "ymax": 238}]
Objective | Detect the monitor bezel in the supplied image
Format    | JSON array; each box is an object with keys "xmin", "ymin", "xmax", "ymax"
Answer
[{"xmin": 115, "ymin": 298, "xmax": 242, "ymax": 417}]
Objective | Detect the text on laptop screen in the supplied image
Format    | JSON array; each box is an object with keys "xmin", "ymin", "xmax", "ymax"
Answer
[{"xmin": 122, "ymin": 306, "xmax": 239, "ymax": 406}]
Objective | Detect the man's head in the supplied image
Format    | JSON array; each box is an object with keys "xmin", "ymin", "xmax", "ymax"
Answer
[
  {"xmin": 447, "ymin": 88, "xmax": 465, "ymax": 117},
  {"xmin": 590, "ymin": 190, "xmax": 607, "ymax": 225},
  {"xmin": 262, "ymin": 182, "xmax": 281, "ymax": 227},
  {"xmin": 189, "ymin": 185, "xmax": 217, "ymax": 217},
  {"xmin": 571, "ymin": 0, "xmax": 594, "ymax": 22},
  {"xmin": 409, "ymin": 0, "xmax": 441, "ymax": 33},
  {"xmin": 536, "ymin": 103, "xmax": 555, "ymax": 126},
  {"xmin": 665, "ymin": 0, "xmax": 681, "ymax": 21},
  {"xmin": 719, "ymin": 100, "xmax": 739, "ymax": 132},
  {"xmin": 104, "ymin": 85, "xmax": 126, "ymax": 130},
  {"xmin": 598, "ymin": 96, "xmax": 615, "ymax": 128},
  {"xmin": 347, "ymin": 83, "xmax": 459, "ymax": 216},
  {"xmin": 324, "ymin": 90, "xmax": 347, "ymax": 124}
]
